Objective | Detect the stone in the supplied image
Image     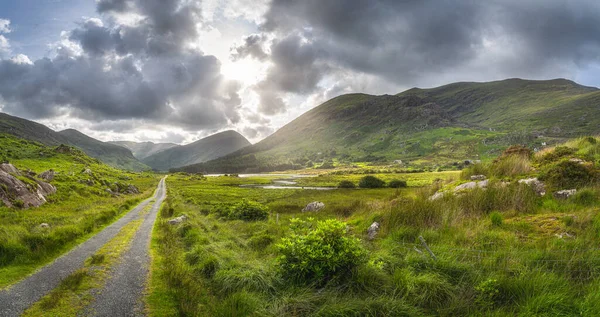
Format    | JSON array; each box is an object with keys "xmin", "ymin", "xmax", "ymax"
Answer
[
  {"xmin": 429, "ymin": 191, "xmax": 446, "ymax": 201},
  {"xmin": 39, "ymin": 223, "xmax": 50, "ymax": 229},
  {"xmin": 454, "ymin": 181, "xmax": 477, "ymax": 192},
  {"xmin": 0, "ymin": 171, "xmax": 55, "ymax": 208},
  {"xmin": 393, "ymin": 160, "xmax": 403, "ymax": 165},
  {"xmin": 123, "ymin": 185, "xmax": 140, "ymax": 194},
  {"xmin": 367, "ymin": 222, "xmax": 380, "ymax": 240},
  {"xmin": 518, "ymin": 178, "xmax": 546, "ymax": 196},
  {"xmin": 569, "ymin": 158, "xmax": 584, "ymax": 164},
  {"xmin": 82, "ymin": 168, "xmax": 92, "ymax": 175},
  {"xmin": 302, "ymin": 201, "xmax": 325, "ymax": 212},
  {"xmin": 0, "ymin": 163, "xmax": 20, "ymax": 175},
  {"xmin": 470, "ymin": 175, "xmax": 487, "ymax": 181},
  {"xmin": 38, "ymin": 169, "xmax": 55, "ymax": 182},
  {"xmin": 168, "ymin": 215, "xmax": 187, "ymax": 225},
  {"xmin": 554, "ymin": 189, "xmax": 577, "ymax": 200}
]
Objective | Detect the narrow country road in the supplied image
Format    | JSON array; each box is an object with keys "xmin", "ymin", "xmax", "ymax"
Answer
[
  {"xmin": 87, "ymin": 177, "xmax": 167, "ymax": 316},
  {"xmin": 0, "ymin": 177, "xmax": 167, "ymax": 317}
]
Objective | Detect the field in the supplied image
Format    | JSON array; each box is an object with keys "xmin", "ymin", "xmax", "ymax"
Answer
[
  {"xmin": 0, "ymin": 134, "xmax": 160, "ymax": 288},
  {"xmin": 148, "ymin": 144, "xmax": 600, "ymax": 317}
]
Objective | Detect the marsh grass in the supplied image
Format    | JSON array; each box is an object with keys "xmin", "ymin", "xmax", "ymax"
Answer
[{"xmin": 149, "ymin": 140, "xmax": 600, "ymax": 316}]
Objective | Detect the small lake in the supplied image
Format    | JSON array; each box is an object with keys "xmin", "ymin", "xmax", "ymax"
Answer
[{"xmin": 205, "ymin": 173, "xmax": 336, "ymax": 190}]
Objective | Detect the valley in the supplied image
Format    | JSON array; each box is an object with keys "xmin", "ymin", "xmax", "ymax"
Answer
[{"xmin": 1, "ymin": 79, "xmax": 600, "ymax": 316}]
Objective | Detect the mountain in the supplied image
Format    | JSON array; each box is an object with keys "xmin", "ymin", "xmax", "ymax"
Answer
[
  {"xmin": 109, "ymin": 141, "xmax": 179, "ymax": 160},
  {"xmin": 0, "ymin": 113, "xmax": 149, "ymax": 171},
  {"xmin": 141, "ymin": 130, "xmax": 251, "ymax": 171},
  {"xmin": 175, "ymin": 78, "xmax": 600, "ymax": 173}
]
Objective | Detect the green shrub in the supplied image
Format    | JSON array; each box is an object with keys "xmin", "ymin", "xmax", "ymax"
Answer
[
  {"xmin": 358, "ymin": 176, "xmax": 386, "ymax": 188},
  {"xmin": 277, "ymin": 218, "xmax": 367, "ymax": 282},
  {"xmin": 229, "ymin": 200, "xmax": 269, "ymax": 221},
  {"xmin": 537, "ymin": 146, "xmax": 576, "ymax": 164},
  {"xmin": 338, "ymin": 180, "xmax": 356, "ymax": 188},
  {"xmin": 490, "ymin": 212, "xmax": 503, "ymax": 227},
  {"xmin": 475, "ymin": 278, "xmax": 501, "ymax": 309},
  {"xmin": 388, "ymin": 179, "xmax": 407, "ymax": 188},
  {"xmin": 540, "ymin": 160, "xmax": 597, "ymax": 190}
]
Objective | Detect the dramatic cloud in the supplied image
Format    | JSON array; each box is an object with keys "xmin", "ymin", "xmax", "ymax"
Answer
[
  {"xmin": 2, "ymin": 0, "xmax": 600, "ymax": 143},
  {"xmin": 230, "ymin": 0, "xmax": 600, "ymax": 116},
  {"xmin": 0, "ymin": 1, "xmax": 242, "ymax": 132}
]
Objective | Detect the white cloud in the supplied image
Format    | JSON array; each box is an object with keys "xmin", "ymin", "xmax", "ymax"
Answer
[
  {"xmin": 0, "ymin": 35, "xmax": 9, "ymax": 54},
  {"xmin": 0, "ymin": 19, "xmax": 10, "ymax": 33},
  {"xmin": 10, "ymin": 54, "xmax": 33, "ymax": 65}
]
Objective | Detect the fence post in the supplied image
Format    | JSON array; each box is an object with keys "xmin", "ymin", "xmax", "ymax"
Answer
[
  {"xmin": 419, "ymin": 236, "xmax": 437, "ymax": 261},
  {"xmin": 276, "ymin": 213, "xmax": 279, "ymax": 225}
]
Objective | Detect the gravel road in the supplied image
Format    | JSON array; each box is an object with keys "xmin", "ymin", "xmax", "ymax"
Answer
[
  {"xmin": 87, "ymin": 177, "xmax": 167, "ymax": 316},
  {"xmin": 0, "ymin": 177, "xmax": 166, "ymax": 317}
]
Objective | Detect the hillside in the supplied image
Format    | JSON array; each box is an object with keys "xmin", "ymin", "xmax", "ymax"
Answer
[
  {"xmin": 0, "ymin": 113, "xmax": 149, "ymax": 171},
  {"xmin": 176, "ymin": 78, "xmax": 600, "ymax": 173},
  {"xmin": 109, "ymin": 141, "xmax": 179, "ymax": 160},
  {"xmin": 141, "ymin": 130, "xmax": 251, "ymax": 171}
]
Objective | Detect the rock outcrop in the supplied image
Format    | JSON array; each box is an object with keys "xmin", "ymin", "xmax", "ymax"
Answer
[
  {"xmin": 470, "ymin": 175, "xmax": 487, "ymax": 181},
  {"xmin": 554, "ymin": 189, "xmax": 577, "ymax": 200},
  {"xmin": 168, "ymin": 215, "xmax": 187, "ymax": 225},
  {"xmin": 38, "ymin": 169, "xmax": 55, "ymax": 182},
  {"xmin": 454, "ymin": 180, "xmax": 488, "ymax": 192},
  {"xmin": 0, "ymin": 170, "xmax": 56, "ymax": 208},
  {"xmin": 0, "ymin": 163, "xmax": 20, "ymax": 175},
  {"xmin": 367, "ymin": 222, "xmax": 380, "ymax": 240},
  {"xmin": 518, "ymin": 178, "xmax": 546, "ymax": 196},
  {"xmin": 302, "ymin": 201, "xmax": 325, "ymax": 212}
]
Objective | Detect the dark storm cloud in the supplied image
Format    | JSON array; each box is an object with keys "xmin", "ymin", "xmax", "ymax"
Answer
[
  {"xmin": 231, "ymin": 34, "xmax": 268, "ymax": 61},
  {"xmin": 236, "ymin": 0, "xmax": 600, "ymax": 111},
  {"xmin": 0, "ymin": 0, "xmax": 242, "ymax": 132}
]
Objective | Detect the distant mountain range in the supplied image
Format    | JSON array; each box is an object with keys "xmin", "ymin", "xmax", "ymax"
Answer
[
  {"xmin": 139, "ymin": 131, "xmax": 251, "ymax": 171},
  {"xmin": 175, "ymin": 78, "xmax": 600, "ymax": 173},
  {"xmin": 0, "ymin": 113, "xmax": 149, "ymax": 171},
  {"xmin": 0, "ymin": 113, "xmax": 251, "ymax": 172},
  {"xmin": 109, "ymin": 141, "xmax": 179, "ymax": 160}
]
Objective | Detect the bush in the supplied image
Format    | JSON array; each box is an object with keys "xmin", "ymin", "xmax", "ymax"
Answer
[
  {"xmin": 540, "ymin": 160, "xmax": 597, "ymax": 190},
  {"xmin": 358, "ymin": 176, "xmax": 386, "ymax": 188},
  {"xmin": 229, "ymin": 200, "xmax": 269, "ymax": 221},
  {"xmin": 388, "ymin": 179, "xmax": 407, "ymax": 188},
  {"xmin": 277, "ymin": 218, "xmax": 367, "ymax": 282},
  {"xmin": 338, "ymin": 180, "xmax": 356, "ymax": 188},
  {"xmin": 215, "ymin": 200, "xmax": 269, "ymax": 221},
  {"xmin": 490, "ymin": 212, "xmax": 503, "ymax": 227}
]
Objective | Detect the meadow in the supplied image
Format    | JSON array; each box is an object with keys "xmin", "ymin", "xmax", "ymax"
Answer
[
  {"xmin": 148, "ymin": 137, "xmax": 600, "ymax": 316},
  {"xmin": 0, "ymin": 134, "xmax": 160, "ymax": 288}
]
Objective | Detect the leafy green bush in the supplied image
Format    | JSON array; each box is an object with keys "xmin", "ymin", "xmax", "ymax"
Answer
[
  {"xmin": 539, "ymin": 160, "xmax": 597, "ymax": 189},
  {"xmin": 475, "ymin": 278, "xmax": 501, "ymax": 309},
  {"xmin": 229, "ymin": 200, "xmax": 269, "ymax": 221},
  {"xmin": 338, "ymin": 180, "xmax": 356, "ymax": 188},
  {"xmin": 358, "ymin": 176, "xmax": 386, "ymax": 188},
  {"xmin": 490, "ymin": 212, "xmax": 503, "ymax": 227},
  {"xmin": 277, "ymin": 218, "xmax": 367, "ymax": 282},
  {"xmin": 388, "ymin": 179, "xmax": 407, "ymax": 188},
  {"xmin": 537, "ymin": 146, "xmax": 576, "ymax": 164}
]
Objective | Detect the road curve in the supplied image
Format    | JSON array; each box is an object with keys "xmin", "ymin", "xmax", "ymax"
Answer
[
  {"xmin": 0, "ymin": 177, "xmax": 167, "ymax": 317},
  {"xmin": 87, "ymin": 176, "xmax": 167, "ymax": 316}
]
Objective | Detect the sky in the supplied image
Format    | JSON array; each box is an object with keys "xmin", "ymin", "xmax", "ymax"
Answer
[{"xmin": 1, "ymin": 0, "xmax": 600, "ymax": 145}]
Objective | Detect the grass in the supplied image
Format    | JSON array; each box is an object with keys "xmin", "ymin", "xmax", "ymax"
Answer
[
  {"xmin": 22, "ymin": 219, "xmax": 143, "ymax": 316},
  {"xmin": 0, "ymin": 134, "xmax": 160, "ymax": 288},
  {"xmin": 149, "ymin": 138, "xmax": 600, "ymax": 316}
]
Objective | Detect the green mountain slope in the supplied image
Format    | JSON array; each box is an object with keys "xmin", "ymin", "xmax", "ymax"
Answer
[
  {"xmin": 109, "ymin": 141, "xmax": 179, "ymax": 160},
  {"xmin": 142, "ymin": 130, "xmax": 251, "ymax": 171},
  {"xmin": 176, "ymin": 78, "xmax": 600, "ymax": 173},
  {"xmin": 0, "ymin": 113, "xmax": 149, "ymax": 171}
]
